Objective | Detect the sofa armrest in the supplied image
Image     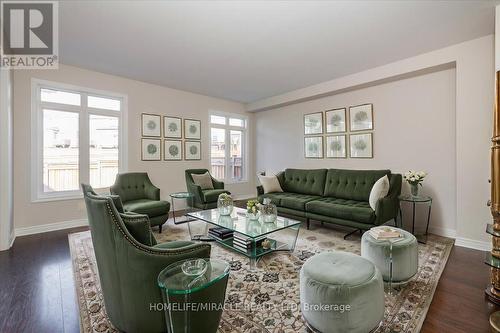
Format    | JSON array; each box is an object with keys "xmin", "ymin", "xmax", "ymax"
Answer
[
  {"xmin": 257, "ymin": 185, "xmax": 264, "ymax": 196},
  {"xmin": 212, "ymin": 177, "xmax": 225, "ymax": 190},
  {"xmin": 374, "ymin": 173, "xmax": 402, "ymax": 224},
  {"xmin": 187, "ymin": 183, "xmax": 204, "ymax": 204},
  {"xmin": 145, "ymin": 184, "xmax": 160, "ymax": 201},
  {"xmin": 106, "ymin": 194, "xmax": 125, "ymax": 213}
]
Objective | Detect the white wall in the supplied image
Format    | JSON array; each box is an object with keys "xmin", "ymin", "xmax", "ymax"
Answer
[
  {"xmin": 253, "ymin": 35, "xmax": 494, "ymax": 249},
  {"xmin": 13, "ymin": 64, "xmax": 253, "ymax": 231},
  {"xmin": 0, "ymin": 69, "xmax": 14, "ymax": 250}
]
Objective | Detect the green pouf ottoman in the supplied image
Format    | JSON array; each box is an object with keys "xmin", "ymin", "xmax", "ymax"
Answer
[
  {"xmin": 300, "ymin": 251, "xmax": 384, "ymax": 333},
  {"xmin": 361, "ymin": 227, "xmax": 418, "ymax": 282}
]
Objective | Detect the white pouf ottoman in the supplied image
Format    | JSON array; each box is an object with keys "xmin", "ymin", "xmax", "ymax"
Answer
[
  {"xmin": 300, "ymin": 251, "xmax": 384, "ymax": 333},
  {"xmin": 361, "ymin": 227, "xmax": 418, "ymax": 282}
]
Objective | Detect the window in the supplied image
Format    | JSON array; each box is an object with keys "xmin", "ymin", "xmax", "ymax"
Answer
[
  {"xmin": 32, "ymin": 80, "xmax": 127, "ymax": 201},
  {"xmin": 209, "ymin": 112, "xmax": 247, "ymax": 183}
]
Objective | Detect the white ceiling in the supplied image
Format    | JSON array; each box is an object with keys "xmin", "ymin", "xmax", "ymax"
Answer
[{"xmin": 60, "ymin": 0, "xmax": 497, "ymax": 103}]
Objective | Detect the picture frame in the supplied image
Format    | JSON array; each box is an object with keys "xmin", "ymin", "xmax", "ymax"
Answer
[
  {"xmin": 349, "ymin": 104, "xmax": 373, "ymax": 132},
  {"xmin": 349, "ymin": 133, "xmax": 373, "ymax": 158},
  {"xmin": 304, "ymin": 136, "xmax": 323, "ymax": 158},
  {"xmin": 164, "ymin": 139, "xmax": 182, "ymax": 161},
  {"xmin": 141, "ymin": 138, "xmax": 161, "ymax": 161},
  {"xmin": 304, "ymin": 112, "xmax": 323, "ymax": 135},
  {"xmin": 163, "ymin": 116, "xmax": 182, "ymax": 138},
  {"xmin": 185, "ymin": 141, "xmax": 201, "ymax": 160},
  {"xmin": 325, "ymin": 108, "xmax": 346, "ymax": 133},
  {"xmin": 184, "ymin": 119, "xmax": 201, "ymax": 140},
  {"xmin": 141, "ymin": 113, "xmax": 161, "ymax": 137},
  {"xmin": 326, "ymin": 135, "xmax": 347, "ymax": 158}
]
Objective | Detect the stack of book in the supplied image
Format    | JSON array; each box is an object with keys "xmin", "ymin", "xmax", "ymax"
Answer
[
  {"xmin": 208, "ymin": 227, "xmax": 233, "ymax": 241},
  {"xmin": 368, "ymin": 227, "xmax": 402, "ymax": 240},
  {"xmin": 232, "ymin": 232, "xmax": 266, "ymax": 252}
]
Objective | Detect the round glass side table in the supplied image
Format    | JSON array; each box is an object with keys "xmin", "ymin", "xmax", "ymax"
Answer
[
  {"xmin": 398, "ymin": 195, "xmax": 432, "ymax": 244},
  {"xmin": 157, "ymin": 258, "xmax": 230, "ymax": 333},
  {"xmin": 170, "ymin": 192, "xmax": 197, "ymax": 225}
]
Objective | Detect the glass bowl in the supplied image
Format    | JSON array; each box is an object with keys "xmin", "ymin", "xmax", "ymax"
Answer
[{"xmin": 181, "ymin": 259, "xmax": 208, "ymax": 276}]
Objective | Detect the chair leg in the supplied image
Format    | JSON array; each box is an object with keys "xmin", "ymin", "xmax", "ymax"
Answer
[
  {"xmin": 306, "ymin": 218, "xmax": 310, "ymax": 230},
  {"xmin": 159, "ymin": 224, "xmax": 162, "ymax": 233},
  {"xmin": 343, "ymin": 229, "xmax": 361, "ymax": 240}
]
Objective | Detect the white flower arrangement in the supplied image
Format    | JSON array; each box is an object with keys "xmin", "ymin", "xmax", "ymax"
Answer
[{"xmin": 403, "ymin": 170, "xmax": 427, "ymax": 186}]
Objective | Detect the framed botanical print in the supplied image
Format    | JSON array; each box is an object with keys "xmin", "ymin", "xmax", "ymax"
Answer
[
  {"xmin": 349, "ymin": 104, "xmax": 373, "ymax": 132},
  {"xmin": 185, "ymin": 141, "xmax": 201, "ymax": 160},
  {"xmin": 164, "ymin": 140, "xmax": 182, "ymax": 161},
  {"xmin": 141, "ymin": 138, "xmax": 161, "ymax": 161},
  {"xmin": 164, "ymin": 116, "xmax": 182, "ymax": 138},
  {"xmin": 349, "ymin": 133, "xmax": 373, "ymax": 158},
  {"xmin": 325, "ymin": 108, "xmax": 346, "ymax": 133},
  {"xmin": 141, "ymin": 113, "xmax": 161, "ymax": 137},
  {"xmin": 326, "ymin": 135, "xmax": 347, "ymax": 158},
  {"xmin": 184, "ymin": 119, "xmax": 201, "ymax": 140},
  {"xmin": 304, "ymin": 112, "xmax": 323, "ymax": 135},
  {"xmin": 304, "ymin": 136, "xmax": 323, "ymax": 158}
]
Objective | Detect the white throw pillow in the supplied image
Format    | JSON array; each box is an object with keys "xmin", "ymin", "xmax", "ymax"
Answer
[
  {"xmin": 258, "ymin": 175, "xmax": 283, "ymax": 194},
  {"xmin": 191, "ymin": 172, "xmax": 214, "ymax": 190},
  {"xmin": 369, "ymin": 175, "xmax": 390, "ymax": 210}
]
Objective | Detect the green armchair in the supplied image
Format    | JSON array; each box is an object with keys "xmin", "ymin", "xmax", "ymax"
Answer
[
  {"xmin": 81, "ymin": 184, "xmax": 211, "ymax": 333},
  {"xmin": 185, "ymin": 169, "xmax": 230, "ymax": 209},
  {"xmin": 110, "ymin": 172, "xmax": 170, "ymax": 232}
]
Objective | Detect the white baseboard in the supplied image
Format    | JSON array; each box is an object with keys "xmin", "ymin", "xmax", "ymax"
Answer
[
  {"xmin": 15, "ymin": 219, "xmax": 88, "ymax": 237},
  {"xmin": 455, "ymin": 237, "xmax": 491, "ymax": 251},
  {"xmin": 233, "ymin": 193, "xmax": 256, "ymax": 200},
  {"xmin": 428, "ymin": 226, "xmax": 457, "ymax": 239}
]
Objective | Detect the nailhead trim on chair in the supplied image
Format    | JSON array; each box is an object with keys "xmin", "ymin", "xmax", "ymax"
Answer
[{"xmin": 90, "ymin": 194, "xmax": 209, "ymax": 256}]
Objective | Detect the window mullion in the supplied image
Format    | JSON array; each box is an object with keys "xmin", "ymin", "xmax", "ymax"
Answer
[
  {"xmin": 79, "ymin": 93, "xmax": 90, "ymax": 185},
  {"xmin": 225, "ymin": 127, "xmax": 231, "ymax": 181}
]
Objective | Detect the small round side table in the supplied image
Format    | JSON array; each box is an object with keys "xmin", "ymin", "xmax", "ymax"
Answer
[
  {"xmin": 169, "ymin": 192, "xmax": 196, "ymax": 225},
  {"xmin": 398, "ymin": 195, "xmax": 432, "ymax": 244}
]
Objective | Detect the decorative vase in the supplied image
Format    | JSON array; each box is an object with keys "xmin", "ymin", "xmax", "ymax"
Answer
[
  {"xmin": 246, "ymin": 211, "xmax": 261, "ymax": 220},
  {"xmin": 217, "ymin": 194, "xmax": 233, "ymax": 216},
  {"xmin": 410, "ymin": 184, "xmax": 419, "ymax": 197},
  {"xmin": 261, "ymin": 198, "xmax": 277, "ymax": 223}
]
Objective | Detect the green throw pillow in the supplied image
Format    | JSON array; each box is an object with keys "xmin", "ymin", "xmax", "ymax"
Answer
[{"xmin": 120, "ymin": 213, "xmax": 157, "ymax": 246}]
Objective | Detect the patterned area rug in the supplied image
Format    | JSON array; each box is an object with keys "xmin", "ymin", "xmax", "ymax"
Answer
[{"xmin": 69, "ymin": 220, "xmax": 453, "ymax": 333}]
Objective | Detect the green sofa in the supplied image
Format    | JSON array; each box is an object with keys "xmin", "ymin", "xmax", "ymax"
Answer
[
  {"xmin": 185, "ymin": 169, "xmax": 230, "ymax": 209},
  {"xmin": 257, "ymin": 168, "xmax": 402, "ymax": 233},
  {"xmin": 110, "ymin": 172, "xmax": 170, "ymax": 233},
  {"xmin": 81, "ymin": 184, "xmax": 211, "ymax": 333}
]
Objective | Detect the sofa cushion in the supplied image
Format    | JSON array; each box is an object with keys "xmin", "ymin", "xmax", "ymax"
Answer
[
  {"xmin": 124, "ymin": 199, "xmax": 170, "ymax": 217},
  {"xmin": 323, "ymin": 169, "xmax": 390, "ymax": 201},
  {"xmin": 279, "ymin": 193, "xmax": 322, "ymax": 210},
  {"xmin": 282, "ymin": 168, "xmax": 327, "ymax": 196},
  {"xmin": 202, "ymin": 189, "xmax": 230, "ymax": 203},
  {"xmin": 306, "ymin": 197, "xmax": 375, "ymax": 224}
]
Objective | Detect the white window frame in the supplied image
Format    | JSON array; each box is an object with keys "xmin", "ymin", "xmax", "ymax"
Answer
[
  {"xmin": 31, "ymin": 79, "xmax": 128, "ymax": 202},
  {"xmin": 209, "ymin": 111, "xmax": 248, "ymax": 184}
]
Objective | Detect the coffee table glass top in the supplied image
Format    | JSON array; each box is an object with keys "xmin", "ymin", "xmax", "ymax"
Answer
[
  {"xmin": 186, "ymin": 207, "xmax": 301, "ymax": 238},
  {"xmin": 158, "ymin": 258, "xmax": 229, "ymax": 295}
]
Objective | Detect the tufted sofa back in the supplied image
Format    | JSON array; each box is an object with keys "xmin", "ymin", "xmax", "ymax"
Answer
[
  {"xmin": 110, "ymin": 172, "xmax": 152, "ymax": 202},
  {"xmin": 323, "ymin": 169, "xmax": 390, "ymax": 201},
  {"xmin": 282, "ymin": 169, "xmax": 328, "ymax": 196}
]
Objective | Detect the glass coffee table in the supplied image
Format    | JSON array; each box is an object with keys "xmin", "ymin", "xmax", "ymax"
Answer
[{"xmin": 187, "ymin": 207, "xmax": 301, "ymax": 269}]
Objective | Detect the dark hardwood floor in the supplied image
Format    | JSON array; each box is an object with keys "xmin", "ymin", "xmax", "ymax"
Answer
[{"xmin": 0, "ymin": 225, "xmax": 497, "ymax": 333}]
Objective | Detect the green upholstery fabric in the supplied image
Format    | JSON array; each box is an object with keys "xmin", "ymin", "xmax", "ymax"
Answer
[
  {"xmin": 305, "ymin": 198, "xmax": 375, "ymax": 224},
  {"xmin": 300, "ymin": 251, "xmax": 384, "ymax": 333},
  {"xmin": 361, "ymin": 227, "xmax": 418, "ymax": 282},
  {"xmin": 323, "ymin": 169, "xmax": 390, "ymax": 201},
  {"xmin": 124, "ymin": 199, "xmax": 170, "ymax": 217},
  {"xmin": 282, "ymin": 169, "xmax": 327, "ymax": 196},
  {"xmin": 120, "ymin": 212, "xmax": 157, "ymax": 246},
  {"xmin": 110, "ymin": 173, "xmax": 170, "ymax": 228},
  {"xmin": 257, "ymin": 169, "xmax": 402, "ymax": 230},
  {"xmin": 202, "ymin": 189, "xmax": 230, "ymax": 203},
  {"xmin": 185, "ymin": 169, "xmax": 230, "ymax": 209},
  {"xmin": 81, "ymin": 184, "xmax": 211, "ymax": 333},
  {"xmin": 153, "ymin": 240, "xmax": 195, "ymax": 249},
  {"xmin": 279, "ymin": 193, "xmax": 321, "ymax": 211}
]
